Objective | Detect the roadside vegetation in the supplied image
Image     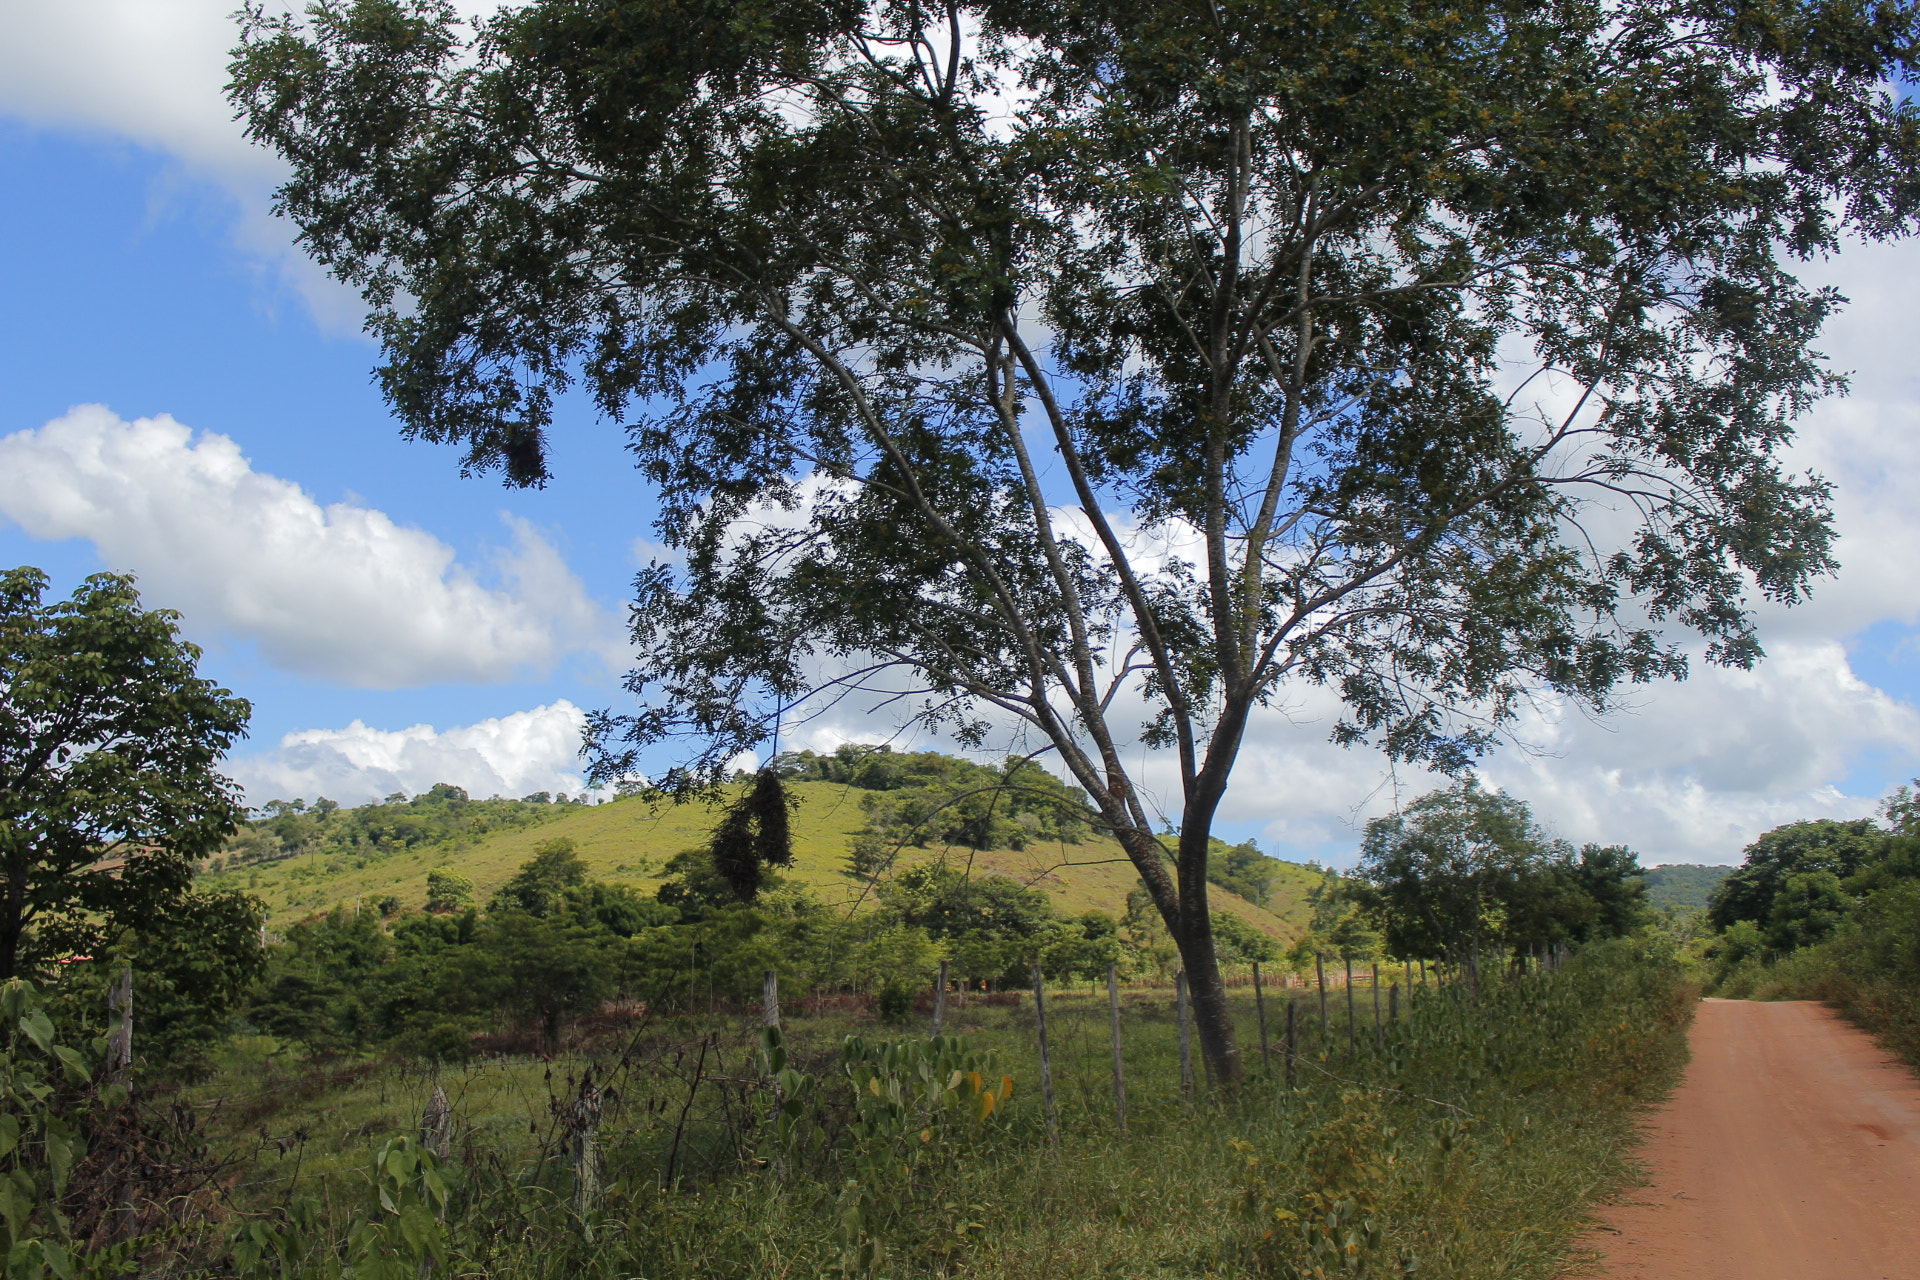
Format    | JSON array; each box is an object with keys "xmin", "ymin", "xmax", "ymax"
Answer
[
  {"xmin": 1692, "ymin": 787, "xmax": 1920, "ymax": 1070},
  {"xmin": 11, "ymin": 936, "xmax": 1688, "ymax": 1279}
]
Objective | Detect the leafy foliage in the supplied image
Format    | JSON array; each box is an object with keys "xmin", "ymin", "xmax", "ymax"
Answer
[
  {"xmin": 1356, "ymin": 782, "xmax": 1649, "ymax": 959},
  {"xmin": 1209, "ymin": 840, "xmax": 1283, "ymax": 909},
  {"xmin": 704, "ymin": 770, "xmax": 795, "ymax": 903},
  {"xmin": 1706, "ymin": 819, "xmax": 1887, "ymax": 930},
  {"xmin": 1697, "ymin": 783, "xmax": 1920, "ymax": 1066},
  {"xmin": 773, "ymin": 747, "xmax": 1094, "ymax": 867},
  {"xmin": 1641, "ymin": 864, "xmax": 1734, "ymax": 911},
  {"xmin": 50, "ymin": 889, "xmax": 267, "ymax": 1077},
  {"xmin": 0, "ymin": 567, "xmax": 252, "ymax": 982}
]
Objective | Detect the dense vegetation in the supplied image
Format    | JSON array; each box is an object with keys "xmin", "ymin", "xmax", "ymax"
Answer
[
  {"xmin": 1697, "ymin": 787, "xmax": 1920, "ymax": 1068},
  {"xmin": 7, "ymin": 936, "xmax": 1691, "ymax": 1279},
  {"xmin": 774, "ymin": 746, "xmax": 1096, "ymax": 861},
  {"xmin": 1642, "ymin": 865, "xmax": 1733, "ymax": 911}
]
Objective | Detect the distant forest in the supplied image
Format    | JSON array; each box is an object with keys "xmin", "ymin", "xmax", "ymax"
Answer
[{"xmin": 1643, "ymin": 865, "xmax": 1734, "ymax": 910}]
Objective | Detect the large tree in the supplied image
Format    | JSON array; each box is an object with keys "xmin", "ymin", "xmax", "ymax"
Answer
[
  {"xmin": 231, "ymin": 0, "xmax": 1919, "ymax": 1080},
  {"xmin": 0, "ymin": 568, "xmax": 252, "ymax": 978}
]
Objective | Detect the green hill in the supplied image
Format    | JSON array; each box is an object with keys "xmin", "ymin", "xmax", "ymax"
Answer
[
  {"xmin": 205, "ymin": 781, "xmax": 1320, "ymax": 941},
  {"xmin": 1643, "ymin": 863, "xmax": 1734, "ymax": 911}
]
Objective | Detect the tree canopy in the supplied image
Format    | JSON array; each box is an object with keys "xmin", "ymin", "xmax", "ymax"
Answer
[
  {"xmin": 0, "ymin": 568, "xmax": 252, "ymax": 979},
  {"xmin": 1355, "ymin": 780, "xmax": 1648, "ymax": 959},
  {"xmin": 1706, "ymin": 818, "xmax": 1888, "ymax": 930},
  {"xmin": 231, "ymin": 0, "xmax": 1920, "ymax": 1080}
]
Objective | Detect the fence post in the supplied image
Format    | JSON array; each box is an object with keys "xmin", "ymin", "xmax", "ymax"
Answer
[
  {"xmin": 931, "ymin": 959, "xmax": 949, "ymax": 1035},
  {"xmin": 1284, "ymin": 997, "xmax": 1297, "ymax": 1089},
  {"xmin": 1314, "ymin": 953, "xmax": 1329, "ymax": 1038},
  {"xmin": 1371, "ymin": 963, "xmax": 1383, "ymax": 1051},
  {"xmin": 762, "ymin": 969, "xmax": 780, "ymax": 1030},
  {"xmin": 107, "ymin": 965, "xmax": 133, "ymax": 1081},
  {"xmin": 1388, "ymin": 982, "xmax": 1399, "ymax": 1024},
  {"xmin": 570, "ymin": 1067, "xmax": 604, "ymax": 1221},
  {"xmin": 421, "ymin": 1085, "xmax": 453, "ymax": 1161},
  {"xmin": 1031, "ymin": 963, "xmax": 1058, "ymax": 1148},
  {"xmin": 1175, "ymin": 971, "xmax": 1195, "ymax": 1100},
  {"xmin": 1106, "ymin": 962, "xmax": 1127, "ymax": 1136},
  {"xmin": 1344, "ymin": 957, "xmax": 1357, "ymax": 1056},
  {"xmin": 1253, "ymin": 961, "xmax": 1271, "ymax": 1075}
]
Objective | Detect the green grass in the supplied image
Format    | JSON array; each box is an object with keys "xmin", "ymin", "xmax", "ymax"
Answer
[
  {"xmin": 207, "ymin": 782, "xmax": 1322, "ymax": 941},
  {"xmin": 185, "ymin": 940, "xmax": 1691, "ymax": 1279}
]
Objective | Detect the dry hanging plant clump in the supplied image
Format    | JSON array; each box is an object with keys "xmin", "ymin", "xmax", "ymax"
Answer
[{"xmin": 707, "ymin": 770, "xmax": 794, "ymax": 903}]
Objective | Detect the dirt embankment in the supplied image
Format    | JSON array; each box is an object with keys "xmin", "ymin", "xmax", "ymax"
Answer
[{"xmin": 1580, "ymin": 998, "xmax": 1920, "ymax": 1280}]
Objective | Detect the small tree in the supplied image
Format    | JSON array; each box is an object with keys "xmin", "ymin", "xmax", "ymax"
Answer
[
  {"xmin": 1357, "ymin": 781, "xmax": 1552, "ymax": 961},
  {"xmin": 424, "ymin": 868, "xmax": 475, "ymax": 914},
  {"xmin": 0, "ymin": 568, "xmax": 251, "ymax": 978}
]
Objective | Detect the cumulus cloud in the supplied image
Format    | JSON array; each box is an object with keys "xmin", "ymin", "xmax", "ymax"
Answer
[
  {"xmin": 1194, "ymin": 639, "xmax": 1913, "ymax": 866},
  {"xmin": 763, "ymin": 617, "xmax": 1915, "ymax": 868},
  {"xmin": 1756, "ymin": 235, "xmax": 1920, "ymax": 640},
  {"xmin": 0, "ymin": 405, "xmax": 615, "ymax": 686},
  {"xmin": 0, "ymin": 1, "xmax": 505, "ymax": 326},
  {"xmin": 228, "ymin": 701, "xmax": 595, "ymax": 806}
]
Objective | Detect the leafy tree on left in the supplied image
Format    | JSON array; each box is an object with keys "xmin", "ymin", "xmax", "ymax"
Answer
[{"xmin": 0, "ymin": 568, "xmax": 252, "ymax": 979}]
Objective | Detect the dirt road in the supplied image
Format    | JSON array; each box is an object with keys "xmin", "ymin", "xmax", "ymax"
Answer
[{"xmin": 1583, "ymin": 998, "xmax": 1920, "ymax": 1279}]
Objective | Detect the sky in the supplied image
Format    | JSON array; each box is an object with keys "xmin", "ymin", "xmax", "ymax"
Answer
[{"xmin": 1, "ymin": 2, "xmax": 1917, "ymax": 867}]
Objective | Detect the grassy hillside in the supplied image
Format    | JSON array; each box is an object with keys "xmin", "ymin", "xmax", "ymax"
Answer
[{"xmin": 206, "ymin": 781, "xmax": 1320, "ymax": 941}]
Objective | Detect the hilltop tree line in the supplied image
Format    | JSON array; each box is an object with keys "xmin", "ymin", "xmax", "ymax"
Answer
[{"xmin": 221, "ymin": 784, "xmax": 591, "ymax": 869}]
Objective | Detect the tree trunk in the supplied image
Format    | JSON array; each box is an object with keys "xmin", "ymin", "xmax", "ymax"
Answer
[
  {"xmin": 1168, "ymin": 786, "xmax": 1244, "ymax": 1084},
  {"xmin": 1171, "ymin": 918, "xmax": 1240, "ymax": 1085},
  {"xmin": 0, "ymin": 898, "xmax": 24, "ymax": 982}
]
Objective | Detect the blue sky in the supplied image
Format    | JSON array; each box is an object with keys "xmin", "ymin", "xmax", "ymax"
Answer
[{"xmin": 2, "ymin": 2, "xmax": 1918, "ymax": 865}]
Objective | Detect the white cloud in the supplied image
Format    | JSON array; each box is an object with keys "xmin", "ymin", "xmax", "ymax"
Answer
[
  {"xmin": 1201, "ymin": 639, "xmax": 1915, "ymax": 867},
  {"xmin": 0, "ymin": 1, "xmax": 506, "ymax": 328},
  {"xmin": 0, "ymin": 405, "xmax": 616, "ymax": 686},
  {"xmin": 229, "ymin": 700, "xmax": 595, "ymax": 805},
  {"xmin": 1757, "ymin": 235, "xmax": 1920, "ymax": 639}
]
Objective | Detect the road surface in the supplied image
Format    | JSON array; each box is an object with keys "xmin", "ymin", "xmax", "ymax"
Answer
[{"xmin": 1581, "ymin": 998, "xmax": 1920, "ymax": 1279}]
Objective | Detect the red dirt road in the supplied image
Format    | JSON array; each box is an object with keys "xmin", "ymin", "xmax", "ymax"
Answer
[{"xmin": 1582, "ymin": 999, "xmax": 1920, "ymax": 1279}]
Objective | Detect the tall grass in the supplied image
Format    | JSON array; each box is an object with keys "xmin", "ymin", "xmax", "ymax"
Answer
[{"xmin": 196, "ymin": 938, "xmax": 1689, "ymax": 1279}]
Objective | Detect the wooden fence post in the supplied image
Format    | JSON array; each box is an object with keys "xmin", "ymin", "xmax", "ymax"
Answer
[
  {"xmin": 1344, "ymin": 957, "xmax": 1357, "ymax": 1056},
  {"xmin": 570, "ymin": 1067, "xmax": 604, "ymax": 1220},
  {"xmin": 1371, "ymin": 963, "xmax": 1383, "ymax": 1051},
  {"xmin": 1314, "ymin": 953, "xmax": 1329, "ymax": 1038},
  {"xmin": 1284, "ymin": 998, "xmax": 1297, "ymax": 1089},
  {"xmin": 1252, "ymin": 961, "xmax": 1271, "ymax": 1075},
  {"xmin": 931, "ymin": 959, "xmax": 949, "ymax": 1035},
  {"xmin": 421, "ymin": 1085, "xmax": 453, "ymax": 1161},
  {"xmin": 1175, "ymin": 971, "xmax": 1194, "ymax": 1100},
  {"xmin": 107, "ymin": 965, "xmax": 133, "ymax": 1081},
  {"xmin": 762, "ymin": 969, "xmax": 780, "ymax": 1030},
  {"xmin": 1106, "ymin": 962, "xmax": 1127, "ymax": 1136},
  {"xmin": 1031, "ymin": 964, "xmax": 1057, "ymax": 1147}
]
